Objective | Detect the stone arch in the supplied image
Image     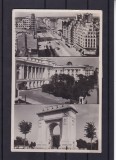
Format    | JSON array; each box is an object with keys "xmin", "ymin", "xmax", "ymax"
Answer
[{"xmin": 37, "ymin": 105, "xmax": 78, "ymax": 149}]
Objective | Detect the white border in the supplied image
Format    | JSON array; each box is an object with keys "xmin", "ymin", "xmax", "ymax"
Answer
[{"xmin": 11, "ymin": 9, "xmax": 103, "ymax": 153}]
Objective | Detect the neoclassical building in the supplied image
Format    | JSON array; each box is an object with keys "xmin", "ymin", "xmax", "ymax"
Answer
[{"xmin": 15, "ymin": 57, "xmax": 94, "ymax": 93}]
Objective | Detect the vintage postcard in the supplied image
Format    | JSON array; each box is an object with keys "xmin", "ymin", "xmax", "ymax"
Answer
[{"xmin": 11, "ymin": 9, "xmax": 102, "ymax": 153}]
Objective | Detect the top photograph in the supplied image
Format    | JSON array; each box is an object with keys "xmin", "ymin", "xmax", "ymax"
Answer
[{"xmin": 12, "ymin": 10, "xmax": 102, "ymax": 57}]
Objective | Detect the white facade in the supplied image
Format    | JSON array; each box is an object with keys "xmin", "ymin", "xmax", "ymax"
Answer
[
  {"xmin": 16, "ymin": 57, "xmax": 94, "ymax": 91},
  {"xmin": 37, "ymin": 105, "xmax": 77, "ymax": 149}
]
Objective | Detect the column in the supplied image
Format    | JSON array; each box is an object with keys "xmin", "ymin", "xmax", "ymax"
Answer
[
  {"xmin": 18, "ymin": 65, "xmax": 22, "ymax": 80},
  {"xmin": 60, "ymin": 115, "xmax": 77, "ymax": 149},
  {"xmin": 21, "ymin": 65, "xmax": 24, "ymax": 79},
  {"xmin": 41, "ymin": 68, "xmax": 43, "ymax": 79},
  {"xmin": 26, "ymin": 81, "xmax": 30, "ymax": 89},
  {"xmin": 26, "ymin": 66, "xmax": 29, "ymax": 79},
  {"xmin": 35, "ymin": 81, "xmax": 37, "ymax": 88},
  {"xmin": 33, "ymin": 67, "xmax": 35, "ymax": 79},
  {"xmin": 43, "ymin": 67, "xmax": 49, "ymax": 79},
  {"xmin": 37, "ymin": 119, "xmax": 47, "ymax": 149},
  {"xmin": 35, "ymin": 67, "xmax": 37, "ymax": 79},
  {"xmin": 31, "ymin": 66, "xmax": 33, "ymax": 79},
  {"xmin": 40, "ymin": 68, "xmax": 41, "ymax": 79},
  {"xmin": 31, "ymin": 81, "xmax": 33, "ymax": 88},
  {"xmin": 74, "ymin": 69, "xmax": 76, "ymax": 79},
  {"xmin": 19, "ymin": 65, "xmax": 24, "ymax": 79},
  {"xmin": 37, "ymin": 67, "xmax": 40, "ymax": 79},
  {"xmin": 38, "ymin": 81, "xmax": 41, "ymax": 87},
  {"xmin": 36, "ymin": 67, "xmax": 39, "ymax": 79}
]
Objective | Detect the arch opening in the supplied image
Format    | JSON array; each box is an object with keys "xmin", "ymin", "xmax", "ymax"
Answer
[{"xmin": 49, "ymin": 122, "xmax": 61, "ymax": 149}]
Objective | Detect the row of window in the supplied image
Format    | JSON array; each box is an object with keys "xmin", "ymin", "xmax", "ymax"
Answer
[{"xmin": 55, "ymin": 69, "xmax": 84, "ymax": 73}]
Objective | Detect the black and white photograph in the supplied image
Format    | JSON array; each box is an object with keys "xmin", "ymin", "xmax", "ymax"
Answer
[
  {"xmin": 12, "ymin": 104, "xmax": 101, "ymax": 152},
  {"xmin": 13, "ymin": 10, "xmax": 102, "ymax": 57},
  {"xmin": 15, "ymin": 57, "xmax": 99, "ymax": 105},
  {"xmin": 12, "ymin": 9, "xmax": 102, "ymax": 153}
]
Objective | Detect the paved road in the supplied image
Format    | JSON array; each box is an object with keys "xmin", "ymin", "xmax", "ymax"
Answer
[
  {"xmin": 19, "ymin": 88, "xmax": 69, "ymax": 104},
  {"xmin": 47, "ymin": 31, "xmax": 81, "ymax": 56},
  {"xmin": 37, "ymin": 30, "xmax": 81, "ymax": 57}
]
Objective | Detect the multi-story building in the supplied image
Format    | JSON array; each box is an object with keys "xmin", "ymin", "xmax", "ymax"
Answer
[
  {"xmin": 15, "ymin": 57, "xmax": 94, "ymax": 94},
  {"xmin": 74, "ymin": 22, "xmax": 98, "ymax": 55},
  {"xmin": 15, "ymin": 16, "xmax": 31, "ymax": 29},
  {"xmin": 56, "ymin": 19, "xmax": 63, "ymax": 30},
  {"xmin": 16, "ymin": 33, "xmax": 37, "ymax": 56},
  {"xmin": 62, "ymin": 14, "xmax": 99, "ymax": 55},
  {"xmin": 62, "ymin": 21, "xmax": 71, "ymax": 44},
  {"xmin": 30, "ymin": 13, "xmax": 36, "ymax": 31},
  {"xmin": 15, "ymin": 14, "xmax": 36, "ymax": 31}
]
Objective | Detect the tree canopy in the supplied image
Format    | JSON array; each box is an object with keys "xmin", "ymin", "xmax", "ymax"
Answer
[
  {"xmin": 42, "ymin": 73, "xmax": 98, "ymax": 103},
  {"xmin": 18, "ymin": 120, "xmax": 32, "ymax": 148},
  {"xmin": 84, "ymin": 122, "xmax": 97, "ymax": 150},
  {"xmin": 19, "ymin": 120, "xmax": 32, "ymax": 135}
]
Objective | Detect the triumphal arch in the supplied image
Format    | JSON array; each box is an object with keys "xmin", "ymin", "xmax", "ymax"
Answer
[{"xmin": 36, "ymin": 105, "xmax": 78, "ymax": 149}]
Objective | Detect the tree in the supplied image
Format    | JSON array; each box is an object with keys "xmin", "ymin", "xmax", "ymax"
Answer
[
  {"xmin": 84, "ymin": 122, "xmax": 97, "ymax": 150},
  {"xmin": 14, "ymin": 136, "xmax": 23, "ymax": 148},
  {"xmin": 42, "ymin": 73, "xmax": 97, "ymax": 103},
  {"xmin": 29, "ymin": 142, "xmax": 36, "ymax": 149},
  {"xmin": 77, "ymin": 139, "xmax": 87, "ymax": 149},
  {"xmin": 18, "ymin": 120, "xmax": 32, "ymax": 148}
]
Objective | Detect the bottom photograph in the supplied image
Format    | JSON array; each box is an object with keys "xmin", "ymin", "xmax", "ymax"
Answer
[{"xmin": 11, "ymin": 104, "xmax": 101, "ymax": 153}]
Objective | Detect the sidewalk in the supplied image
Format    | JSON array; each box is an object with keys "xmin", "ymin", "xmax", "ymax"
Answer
[
  {"xmin": 19, "ymin": 88, "xmax": 70, "ymax": 104},
  {"xmin": 21, "ymin": 97, "xmax": 42, "ymax": 105}
]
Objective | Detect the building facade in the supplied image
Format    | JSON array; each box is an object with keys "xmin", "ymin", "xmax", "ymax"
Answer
[
  {"xmin": 15, "ymin": 57, "xmax": 94, "ymax": 93},
  {"xmin": 15, "ymin": 17, "xmax": 31, "ymax": 29},
  {"xmin": 30, "ymin": 14, "xmax": 36, "ymax": 31},
  {"xmin": 15, "ymin": 14, "xmax": 36, "ymax": 31},
  {"xmin": 37, "ymin": 105, "xmax": 77, "ymax": 149},
  {"xmin": 62, "ymin": 13, "xmax": 100, "ymax": 55}
]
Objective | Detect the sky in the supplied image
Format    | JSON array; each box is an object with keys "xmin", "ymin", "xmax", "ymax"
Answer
[
  {"xmin": 46, "ymin": 57, "xmax": 99, "ymax": 69},
  {"xmin": 13, "ymin": 104, "xmax": 100, "ymax": 144},
  {"xmin": 13, "ymin": 10, "xmax": 101, "ymax": 18}
]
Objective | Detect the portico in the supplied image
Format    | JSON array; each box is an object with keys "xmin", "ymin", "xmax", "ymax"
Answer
[{"xmin": 16, "ymin": 57, "xmax": 54, "ymax": 91}]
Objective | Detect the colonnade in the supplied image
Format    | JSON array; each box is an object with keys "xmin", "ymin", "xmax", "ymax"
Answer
[
  {"xmin": 16, "ymin": 62, "xmax": 94, "ymax": 90},
  {"xmin": 17, "ymin": 64, "xmax": 48, "ymax": 80},
  {"xmin": 16, "ymin": 63, "xmax": 51, "ymax": 89},
  {"xmin": 26, "ymin": 80, "xmax": 44, "ymax": 89}
]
